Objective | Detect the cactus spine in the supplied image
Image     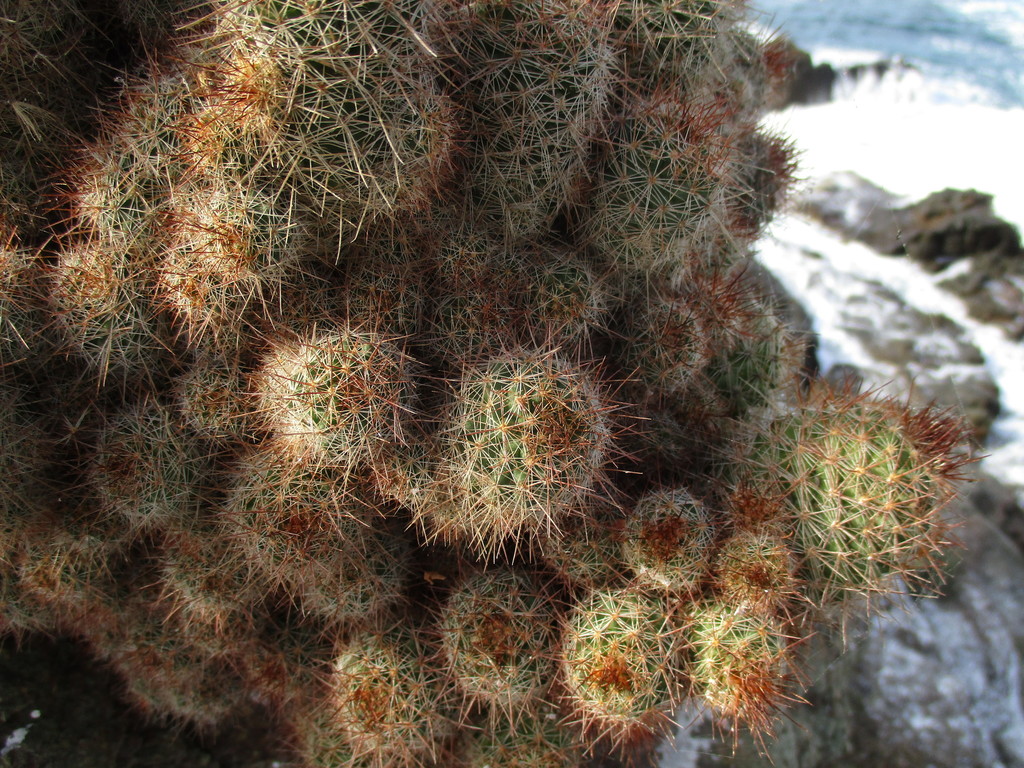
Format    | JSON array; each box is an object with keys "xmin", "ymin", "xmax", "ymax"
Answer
[
  {"xmin": 0, "ymin": 0, "xmax": 968, "ymax": 765},
  {"xmin": 422, "ymin": 350, "xmax": 612, "ymax": 558}
]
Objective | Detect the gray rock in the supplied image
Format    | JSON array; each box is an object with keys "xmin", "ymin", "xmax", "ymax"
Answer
[
  {"xmin": 794, "ymin": 172, "xmax": 901, "ymax": 243},
  {"xmin": 766, "ymin": 40, "xmax": 836, "ymax": 109},
  {"xmin": 939, "ymin": 270, "xmax": 1024, "ymax": 340},
  {"xmin": 796, "ymin": 174, "xmax": 1024, "ymax": 338},
  {"xmin": 885, "ymin": 188, "xmax": 1021, "ymax": 269},
  {"xmin": 961, "ymin": 472, "xmax": 1024, "ymax": 553},
  {"xmin": 767, "ymin": 42, "xmax": 917, "ymax": 111},
  {"xmin": 831, "ymin": 276, "xmax": 999, "ymax": 442},
  {"xmin": 797, "ymin": 179, "xmax": 1022, "ymax": 269}
]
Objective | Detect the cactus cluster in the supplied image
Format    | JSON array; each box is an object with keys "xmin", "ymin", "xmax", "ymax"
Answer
[{"xmin": 0, "ymin": 1, "xmax": 967, "ymax": 765}]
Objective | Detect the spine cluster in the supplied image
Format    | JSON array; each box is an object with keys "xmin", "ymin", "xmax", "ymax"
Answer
[{"xmin": 0, "ymin": 1, "xmax": 967, "ymax": 765}]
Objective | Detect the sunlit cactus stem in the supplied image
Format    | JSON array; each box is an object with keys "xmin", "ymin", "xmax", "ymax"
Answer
[
  {"xmin": 686, "ymin": 600, "xmax": 793, "ymax": 732},
  {"xmin": 621, "ymin": 486, "xmax": 717, "ymax": 593},
  {"xmin": 209, "ymin": 0, "xmax": 459, "ymax": 236},
  {"xmin": 422, "ymin": 349, "xmax": 613, "ymax": 559},
  {"xmin": 561, "ymin": 586, "xmax": 686, "ymax": 746},
  {"xmin": 441, "ymin": 0, "xmax": 615, "ymax": 239},
  {"xmin": 741, "ymin": 385, "xmax": 964, "ymax": 606},
  {"xmin": 252, "ymin": 325, "xmax": 418, "ymax": 467},
  {"xmin": 438, "ymin": 567, "xmax": 556, "ymax": 722}
]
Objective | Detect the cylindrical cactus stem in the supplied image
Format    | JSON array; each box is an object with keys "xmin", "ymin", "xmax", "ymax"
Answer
[
  {"xmin": 742, "ymin": 385, "xmax": 965, "ymax": 606},
  {"xmin": 526, "ymin": 246, "xmax": 612, "ymax": 353},
  {"xmin": 431, "ymin": 218, "xmax": 490, "ymax": 288},
  {"xmin": 711, "ymin": 528, "xmax": 797, "ymax": 617},
  {"xmin": 440, "ymin": 0, "xmax": 615, "ymax": 239},
  {"xmin": 611, "ymin": 0, "xmax": 731, "ymax": 91},
  {"xmin": 90, "ymin": 394, "xmax": 214, "ymax": 538},
  {"xmin": 700, "ymin": 297, "xmax": 805, "ymax": 421},
  {"xmin": 724, "ymin": 128, "xmax": 798, "ymax": 241},
  {"xmin": 341, "ymin": 228, "xmax": 430, "ymax": 339},
  {"xmin": 621, "ymin": 486, "xmax": 717, "ymax": 593},
  {"xmin": 538, "ymin": 501, "xmax": 630, "ymax": 592},
  {"xmin": 459, "ymin": 697, "xmax": 583, "ymax": 768},
  {"xmin": 96, "ymin": 587, "xmax": 250, "ymax": 732},
  {"xmin": 287, "ymin": 702, "xmax": 359, "ymax": 768},
  {"xmin": 304, "ymin": 625, "xmax": 459, "ymax": 768},
  {"xmin": 584, "ymin": 93, "xmax": 730, "ymax": 277},
  {"xmin": 172, "ymin": 352, "xmax": 256, "ymax": 445},
  {"xmin": 438, "ymin": 567, "xmax": 557, "ymax": 723},
  {"xmin": 63, "ymin": 55, "xmax": 199, "ymax": 249},
  {"xmin": 368, "ymin": 422, "xmax": 438, "ymax": 513},
  {"xmin": 0, "ymin": 378, "xmax": 47, "ymax": 477},
  {"xmin": 252, "ymin": 324, "xmax": 418, "ymax": 467},
  {"xmin": 0, "ymin": 380, "xmax": 50, "ymax": 513},
  {"xmin": 619, "ymin": 287, "xmax": 716, "ymax": 400},
  {"xmin": 622, "ymin": 403, "xmax": 710, "ymax": 485},
  {"xmin": 685, "ymin": 600, "xmax": 794, "ymax": 733},
  {"xmin": 0, "ymin": 544, "xmax": 46, "ymax": 641},
  {"xmin": 1, "ymin": 385, "xmax": 58, "ymax": 639},
  {"xmin": 209, "ymin": 0, "xmax": 458, "ymax": 236},
  {"xmin": 560, "ymin": 585, "xmax": 687, "ymax": 745},
  {"xmin": 155, "ymin": 524, "xmax": 262, "ymax": 659},
  {"xmin": 423, "ymin": 348, "xmax": 613, "ymax": 559},
  {"xmin": 1, "ymin": 515, "xmax": 38, "ymax": 641},
  {"xmin": 430, "ymin": 231, "xmax": 527, "ymax": 363},
  {"xmin": 181, "ymin": 47, "xmax": 284, "ymax": 180},
  {"xmin": 1, "ymin": 228, "xmax": 49, "ymax": 369},
  {"xmin": 238, "ymin": 617, "xmax": 337, "ymax": 715},
  {"xmin": 431, "ymin": 235, "xmax": 612, "ymax": 364},
  {"xmin": 49, "ymin": 238, "xmax": 170, "ymax": 385},
  {"xmin": 219, "ymin": 441, "xmax": 409, "ymax": 630},
  {"xmin": 606, "ymin": 0, "xmax": 737, "ymax": 98},
  {"xmin": 14, "ymin": 507, "xmax": 132, "ymax": 639},
  {"xmin": 0, "ymin": 0, "xmax": 104, "ymax": 233},
  {"xmin": 269, "ymin": 265, "xmax": 353, "ymax": 337},
  {"xmin": 620, "ymin": 266, "xmax": 760, "ymax": 405},
  {"xmin": 156, "ymin": 167, "xmax": 312, "ymax": 357}
]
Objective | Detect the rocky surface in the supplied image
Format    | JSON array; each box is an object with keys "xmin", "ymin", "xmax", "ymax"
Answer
[
  {"xmin": 0, "ymin": 637, "xmax": 283, "ymax": 768},
  {"xmin": 792, "ymin": 171, "xmax": 901, "ymax": 243},
  {"xmin": 754, "ymin": 215, "xmax": 999, "ymax": 441},
  {"xmin": 829, "ymin": 275, "xmax": 999, "ymax": 441},
  {"xmin": 940, "ymin": 264, "xmax": 1024, "ymax": 340},
  {"xmin": 797, "ymin": 172, "xmax": 1024, "ymax": 339},
  {"xmin": 766, "ymin": 41, "xmax": 836, "ymax": 109},
  {"xmin": 767, "ymin": 41, "xmax": 917, "ymax": 110}
]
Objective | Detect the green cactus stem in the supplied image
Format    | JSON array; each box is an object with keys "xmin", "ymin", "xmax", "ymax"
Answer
[
  {"xmin": 743, "ymin": 385, "xmax": 964, "ymax": 606},
  {"xmin": 622, "ymin": 486, "xmax": 717, "ymax": 593},
  {"xmin": 252, "ymin": 324, "xmax": 418, "ymax": 465},
  {"xmin": 438, "ymin": 567, "xmax": 556, "ymax": 720},
  {"xmin": 314, "ymin": 625, "xmax": 458, "ymax": 767},
  {"xmin": 209, "ymin": 0, "xmax": 458, "ymax": 235},
  {"xmin": 561, "ymin": 585, "xmax": 686, "ymax": 745},
  {"xmin": 220, "ymin": 442, "xmax": 409, "ymax": 629},
  {"xmin": 443, "ymin": 0, "xmax": 615, "ymax": 239},
  {"xmin": 686, "ymin": 600, "xmax": 793, "ymax": 732},
  {"xmin": 423, "ymin": 349, "xmax": 612, "ymax": 558}
]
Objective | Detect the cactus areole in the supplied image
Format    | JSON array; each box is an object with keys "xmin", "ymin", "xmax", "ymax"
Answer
[{"xmin": 0, "ymin": 0, "xmax": 966, "ymax": 765}]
